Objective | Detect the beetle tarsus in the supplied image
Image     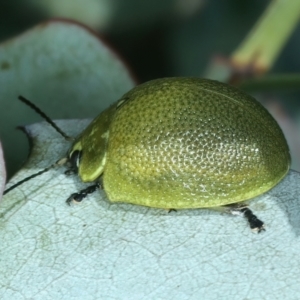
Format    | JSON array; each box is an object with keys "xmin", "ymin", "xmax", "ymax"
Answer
[
  {"xmin": 229, "ymin": 206, "xmax": 265, "ymax": 233},
  {"xmin": 66, "ymin": 183, "xmax": 101, "ymax": 205},
  {"xmin": 240, "ymin": 207, "xmax": 265, "ymax": 233}
]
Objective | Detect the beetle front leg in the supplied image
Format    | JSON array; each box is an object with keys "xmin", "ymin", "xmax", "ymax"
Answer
[{"xmin": 66, "ymin": 183, "xmax": 101, "ymax": 205}]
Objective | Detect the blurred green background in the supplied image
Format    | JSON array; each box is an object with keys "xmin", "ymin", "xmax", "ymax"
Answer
[
  {"xmin": 1, "ymin": 0, "xmax": 300, "ymax": 177},
  {"xmin": 2, "ymin": 0, "xmax": 300, "ymax": 80}
]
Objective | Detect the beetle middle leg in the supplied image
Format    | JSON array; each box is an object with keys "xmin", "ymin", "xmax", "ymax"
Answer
[{"xmin": 66, "ymin": 182, "xmax": 102, "ymax": 205}]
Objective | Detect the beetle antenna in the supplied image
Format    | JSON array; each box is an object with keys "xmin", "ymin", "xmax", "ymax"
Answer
[
  {"xmin": 3, "ymin": 158, "xmax": 68, "ymax": 195},
  {"xmin": 18, "ymin": 96, "xmax": 74, "ymax": 141}
]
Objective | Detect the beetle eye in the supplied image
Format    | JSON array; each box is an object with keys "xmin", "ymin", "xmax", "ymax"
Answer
[{"xmin": 69, "ymin": 150, "xmax": 82, "ymax": 173}]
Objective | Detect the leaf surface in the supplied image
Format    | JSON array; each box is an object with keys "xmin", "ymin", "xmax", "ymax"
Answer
[{"xmin": 1, "ymin": 120, "xmax": 300, "ymax": 299}]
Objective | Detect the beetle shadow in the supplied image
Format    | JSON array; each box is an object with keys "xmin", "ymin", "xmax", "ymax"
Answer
[
  {"xmin": 69, "ymin": 170, "xmax": 300, "ymax": 235},
  {"xmin": 95, "ymin": 172, "xmax": 300, "ymax": 236},
  {"xmin": 94, "ymin": 189, "xmax": 235, "ymax": 222}
]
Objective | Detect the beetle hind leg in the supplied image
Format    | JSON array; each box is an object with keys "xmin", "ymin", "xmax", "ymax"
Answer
[
  {"xmin": 66, "ymin": 182, "xmax": 101, "ymax": 205},
  {"xmin": 228, "ymin": 205, "xmax": 265, "ymax": 233}
]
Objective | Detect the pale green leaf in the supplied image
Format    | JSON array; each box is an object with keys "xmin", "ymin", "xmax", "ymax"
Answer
[
  {"xmin": 0, "ymin": 20, "xmax": 135, "ymax": 176},
  {"xmin": 1, "ymin": 120, "xmax": 300, "ymax": 299}
]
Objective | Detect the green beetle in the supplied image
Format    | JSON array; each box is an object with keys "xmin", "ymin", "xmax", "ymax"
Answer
[
  {"xmin": 5, "ymin": 77, "xmax": 291, "ymax": 232},
  {"xmin": 65, "ymin": 78, "xmax": 290, "ymax": 231}
]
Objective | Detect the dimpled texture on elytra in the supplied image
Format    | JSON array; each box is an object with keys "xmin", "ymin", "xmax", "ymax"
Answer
[{"xmin": 103, "ymin": 78, "xmax": 290, "ymax": 208}]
